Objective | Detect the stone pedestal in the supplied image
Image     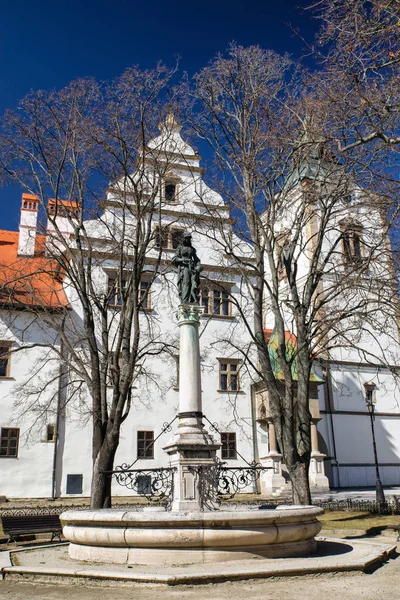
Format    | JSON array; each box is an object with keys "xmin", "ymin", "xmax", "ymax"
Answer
[
  {"xmin": 163, "ymin": 305, "xmax": 220, "ymax": 511},
  {"xmin": 309, "ymin": 422, "xmax": 329, "ymax": 491},
  {"xmin": 309, "ymin": 452, "xmax": 330, "ymax": 491},
  {"xmin": 259, "ymin": 422, "xmax": 287, "ymax": 495}
]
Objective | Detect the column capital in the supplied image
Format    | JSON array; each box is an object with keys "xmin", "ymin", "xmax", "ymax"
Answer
[{"xmin": 176, "ymin": 304, "xmax": 203, "ymax": 325}]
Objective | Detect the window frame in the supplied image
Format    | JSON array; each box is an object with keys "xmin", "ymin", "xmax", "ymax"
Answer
[
  {"xmin": 154, "ymin": 226, "xmax": 184, "ymax": 251},
  {"xmin": 218, "ymin": 359, "xmax": 241, "ymax": 392},
  {"xmin": 0, "ymin": 342, "xmax": 12, "ymax": 379},
  {"xmin": 42, "ymin": 424, "xmax": 56, "ymax": 443},
  {"xmin": 106, "ymin": 274, "xmax": 151, "ymax": 310},
  {"xmin": 137, "ymin": 430, "xmax": 155, "ymax": 460},
  {"xmin": 340, "ymin": 222, "xmax": 364, "ymax": 264},
  {"xmin": 0, "ymin": 427, "xmax": 20, "ymax": 458},
  {"xmin": 199, "ymin": 286, "xmax": 232, "ymax": 318},
  {"xmin": 138, "ymin": 280, "xmax": 151, "ymax": 310},
  {"xmin": 162, "ymin": 177, "xmax": 180, "ymax": 204},
  {"xmin": 221, "ymin": 432, "xmax": 237, "ymax": 460}
]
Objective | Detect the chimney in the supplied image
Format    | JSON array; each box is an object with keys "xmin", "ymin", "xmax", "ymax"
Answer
[
  {"xmin": 18, "ymin": 194, "xmax": 39, "ymax": 256},
  {"xmin": 46, "ymin": 198, "xmax": 79, "ymax": 254}
]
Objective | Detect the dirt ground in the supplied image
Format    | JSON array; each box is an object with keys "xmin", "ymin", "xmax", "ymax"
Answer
[{"xmin": 1, "ymin": 552, "xmax": 399, "ymax": 600}]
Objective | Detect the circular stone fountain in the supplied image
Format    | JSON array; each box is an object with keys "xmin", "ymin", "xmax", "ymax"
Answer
[
  {"xmin": 61, "ymin": 268, "xmax": 324, "ymax": 567},
  {"xmin": 61, "ymin": 505, "xmax": 323, "ymax": 565}
]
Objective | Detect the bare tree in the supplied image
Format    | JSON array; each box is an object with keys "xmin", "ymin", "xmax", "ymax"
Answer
[
  {"xmin": 0, "ymin": 66, "xmax": 184, "ymax": 508},
  {"xmin": 303, "ymin": 0, "xmax": 400, "ymax": 150},
  {"xmin": 187, "ymin": 43, "xmax": 399, "ymax": 504}
]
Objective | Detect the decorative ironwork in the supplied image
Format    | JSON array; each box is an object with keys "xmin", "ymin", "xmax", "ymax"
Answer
[
  {"xmin": 190, "ymin": 460, "xmax": 271, "ymax": 509},
  {"xmin": 112, "ymin": 467, "xmax": 176, "ymax": 508},
  {"xmin": 0, "ymin": 504, "xmax": 142, "ymax": 517}
]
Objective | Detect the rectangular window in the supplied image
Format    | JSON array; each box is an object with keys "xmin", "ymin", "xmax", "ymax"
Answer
[
  {"xmin": 219, "ymin": 360, "xmax": 240, "ymax": 391},
  {"xmin": 107, "ymin": 276, "xmax": 126, "ymax": 307},
  {"xmin": 164, "ymin": 182, "xmax": 177, "ymax": 203},
  {"xmin": 136, "ymin": 475, "xmax": 152, "ymax": 494},
  {"xmin": 66, "ymin": 474, "xmax": 83, "ymax": 494},
  {"xmin": 199, "ymin": 287, "xmax": 231, "ymax": 317},
  {"xmin": 155, "ymin": 226, "xmax": 184, "ymax": 250},
  {"xmin": 341, "ymin": 225, "xmax": 363, "ymax": 263},
  {"xmin": 0, "ymin": 343, "xmax": 11, "ymax": 378},
  {"xmin": 0, "ymin": 427, "xmax": 19, "ymax": 457},
  {"xmin": 137, "ymin": 430, "xmax": 154, "ymax": 459},
  {"xmin": 107, "ymin": 276, "xmax": 150, "ymax": 309},
  {"xmin": 221, "ymin": 432, "xmax": 237, "ymax": 459},
  {"xmin": 139, "ymin": 281, "xmax": 151, "ymax": 309},
  {"xmin": 46, "ymin": 424, "xmax": 56, "ymax": 442}
]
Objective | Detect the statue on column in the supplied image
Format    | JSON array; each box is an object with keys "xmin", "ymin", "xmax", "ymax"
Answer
[{"xmin": 172, "ymin": 232, "xmax": 203, "ymax": 304}]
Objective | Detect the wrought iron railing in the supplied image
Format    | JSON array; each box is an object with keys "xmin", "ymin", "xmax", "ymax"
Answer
[
  {"xmin": 2, "ymin": 497, "xmax": 400, "ymax": 518},
  {"xmin": 111, "ymin": 466, "xmax": 176, "ymax": 508},
  {"xmin": 189, "ymin": 461, "xmax": 270, "ymax": 510}
]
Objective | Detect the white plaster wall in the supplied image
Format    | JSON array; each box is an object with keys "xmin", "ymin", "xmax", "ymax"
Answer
[{"xmin": 0, "ymin": 312, "xmax": 60, "ymax": 498}]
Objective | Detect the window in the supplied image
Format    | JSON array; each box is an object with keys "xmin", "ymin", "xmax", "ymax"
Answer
[
  {"xmin": 154, "ymin": 226, "xmax": 184, "ymax": 250},
  {"xmin": 0, "ymin": 343, "xmax": 11, "ymax": 378},
  {"xmin": 340, "ymin": 223, "xmax": 364, "ymax": 263},
  {"xmin": 137, "ymin": 430, "xmax": 154, "ymax": 459},
  {"xmin": 343, "ymin": 191, "xmax": 359, "ymax": 206},
  {"xmin": 46, "ymin": 424, "xmax": 56, "ymax": 442},
  {"xmin": 107, "ymin": 275, "xmax": 151, "ymax": 309},
  {"xmin": 199, "ymin": 287, "xmax": 231, "ymax": 317},
  {"xmin": 107, "ymin": 276, "xmax": 126, "ymax": 307},
  {"xmin": 221, "ymin": 432, "xmax": 237, "ymax": 459},
  {"xmin": 66, "ymin": 474, "xmax": 83, "ymax": 494},
  {"xmin": 136, "ymin": 475, "xmax": 152, "ymax": 494},
  {"xmin": 139, "ymin": 281, "xmax": 151, "ymax": 310},
  {"xmin": 219, "ymin": 360, "xmax": 240, "ymax": 391},
  {"xmin": 162, "ymin": 179, "xmax": 179, "ymax": 203},
  {"xmin": 164, "ymin": 182, "xmax": 177, "ymax": 202},
  {"xmin": 0, "ymin": 428, "xmax": 19, "ymax": 457}
]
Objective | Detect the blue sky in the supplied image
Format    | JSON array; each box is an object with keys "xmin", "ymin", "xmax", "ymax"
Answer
[{"xmin": 0, "ymin": 0, "xmax": 317, "ymax": 231}]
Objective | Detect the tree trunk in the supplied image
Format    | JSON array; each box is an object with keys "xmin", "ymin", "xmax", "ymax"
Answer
[
  {"xmin": 287, "ymin": 460, "xmax": 312, "ymax": 505},
  {"xmin": 90, "ymin": 440, "xmax": 118, "ymax": 509}
]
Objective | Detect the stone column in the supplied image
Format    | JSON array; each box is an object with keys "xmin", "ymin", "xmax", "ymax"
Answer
[
  {"xmin": 163, "ymin": 305, "xmax": 220, "ymax": 511},
  {"xmin": 309, "ymin": 420, "xmax": 330, "ymax": 491},
  {"xmin": 260, "ymin": 421, "xmax": 287, "ymax": 496}
]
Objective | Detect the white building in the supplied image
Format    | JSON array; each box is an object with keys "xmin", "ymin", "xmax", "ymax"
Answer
[{"xmin": 0, "ymin": 118, "xmax": 399, "ymax": 499}]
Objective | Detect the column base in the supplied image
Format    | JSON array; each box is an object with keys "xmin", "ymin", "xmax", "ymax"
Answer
[
  {"xmin": 163, "ymin": 435, "xmax": 221, "ymax": 511},
  {"xmin": 309, "ymin": 452, "xmax": 330, "ymax": 491},
  {"xmin": 259, "ymin": 452, "xmax": 288, "ymax": 496}
]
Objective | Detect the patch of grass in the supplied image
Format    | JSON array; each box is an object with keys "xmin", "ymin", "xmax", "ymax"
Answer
[{"xmin": 318, "ymin": 511, "xmax": 400, "ymax": 532}]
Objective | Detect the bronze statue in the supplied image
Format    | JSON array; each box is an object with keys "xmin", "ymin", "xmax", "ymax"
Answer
[{"xmin": 172, "ymin": 232, "xmax": 203, "ymax": 304}]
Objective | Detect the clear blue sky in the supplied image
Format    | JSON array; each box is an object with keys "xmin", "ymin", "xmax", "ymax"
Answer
[{"xmin": 0, "ymin": 0, "xmax": 317, "ymax": 231}]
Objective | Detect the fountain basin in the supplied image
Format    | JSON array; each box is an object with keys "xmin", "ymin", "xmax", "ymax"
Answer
[{"xmin": 61, "ymin": 506, "xmax": 323, "ymax": 565}]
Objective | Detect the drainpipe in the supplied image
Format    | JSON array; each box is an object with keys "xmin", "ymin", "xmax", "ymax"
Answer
[
  {"xmin": 51, "ymin": 340, "xmax": 67, "ymax": 499},
  {"xmin": 322, "ymin": 359, "xmax": 340, "ymax": 488}
]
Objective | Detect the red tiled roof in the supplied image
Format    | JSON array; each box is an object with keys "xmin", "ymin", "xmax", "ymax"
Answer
[{"xmin": 0, "ymin": 230, "xmax": 69, "ymax": 310}]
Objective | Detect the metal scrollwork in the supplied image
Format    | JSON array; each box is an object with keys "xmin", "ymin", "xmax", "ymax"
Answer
[
  {"xmin": 189, "ymin": 460, "xmax": 270, "ymax": 509},
  {"xmin": 112, "ymin": 466, "xmax": 176, "ymax": 508}
]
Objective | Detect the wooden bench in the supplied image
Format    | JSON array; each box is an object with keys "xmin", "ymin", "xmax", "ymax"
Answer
[{"xmin": 1, "ymin": 514, "xmax": 62, "ymax": 544}]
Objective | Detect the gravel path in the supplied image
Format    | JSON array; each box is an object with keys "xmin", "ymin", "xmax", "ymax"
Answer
[{"xmin": 1, "ymin": 556, "xmax": 400, "ymax": 600}]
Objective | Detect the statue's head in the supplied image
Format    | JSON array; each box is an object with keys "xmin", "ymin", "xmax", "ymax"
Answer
[{"xmin": 183, "ymin": 232, "xmax": 192, "ymax": 246}]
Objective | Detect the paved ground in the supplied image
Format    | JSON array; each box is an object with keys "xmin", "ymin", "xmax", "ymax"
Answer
[{"xmin": 0, "ymin": 554, "xmax": 399, "ymax": 600}]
